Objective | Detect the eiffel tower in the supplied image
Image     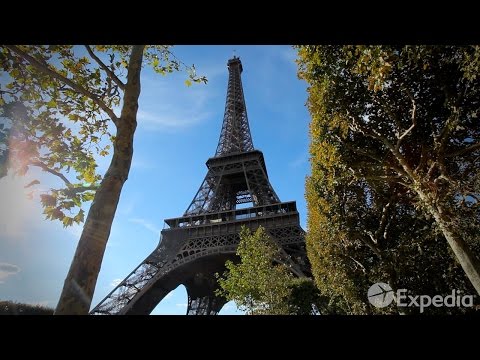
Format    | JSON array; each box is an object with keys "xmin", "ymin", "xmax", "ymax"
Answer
[{"xmin": 90, "ymin": 56, "xmax": 310, "ymax": 315}]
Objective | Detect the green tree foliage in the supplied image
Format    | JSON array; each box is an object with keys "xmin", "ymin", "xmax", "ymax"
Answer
[
  {"xmin": 0, "ymin": 45, "xmax": 206, "ymax": 314},
  {"xmin": 0, "ymin": 300, "xmax": 54, "ymax": 315},
  {"xmin": 217, "ymin": 226, "xmax": 293, "ymax": 315},
  {"xmin": 216, "ymin": 226, "xmax": 335, "ymax": 315},
  {"xmin": 297, "ymin": 45, "xmax": 480, "ymax": 312},
  {"xmin": 287, "ymin": 277, "xmax": 345, "ymax": 315}
]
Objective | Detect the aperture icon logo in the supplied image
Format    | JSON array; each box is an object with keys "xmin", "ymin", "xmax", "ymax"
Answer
[
  {"xmin": 367, "ymin": 282, "xmax": 475, "ymax": 313},
  {"xmin": 368, "ymin": 282, "xmax": 395, "ymax": 308}
]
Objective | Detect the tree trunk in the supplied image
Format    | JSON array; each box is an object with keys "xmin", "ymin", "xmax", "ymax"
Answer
[
  {"xmin": 54, "ymin": 46, "xmax": 145, "ymax": 315},
  {"xmin": 417, "ymin": 189, "xmax": 480, "ymax": 296}
]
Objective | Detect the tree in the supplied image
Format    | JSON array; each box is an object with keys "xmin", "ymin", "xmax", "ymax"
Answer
[
  {"xmin": 216, "ymin": 226, "xmax": 336, "ymax": 315},
  {"xmin": 0, "ymin": 300, "xmax": 54, "ymax": 315},
  {"xmin": 297, "ymin": 45, "xmax": 480, "ymax": 306},
  {"xmin": 0, "ymin": 45, "xmax": 206, "ymax": 314},
  {"xmin": 287, "ymin": 277, "xmax": 345, "ymax": 315},
  {"xmin": 216, "ymin": 226, "xmax": 293, "ymax": 315}
]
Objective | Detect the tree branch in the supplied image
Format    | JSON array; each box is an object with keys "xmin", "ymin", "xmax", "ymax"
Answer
[
  {"xmin": 375, "ymin": 95, "xmax": 403, "ymax": 130},
  {"xmin": 31, "ymin": 160, "xmax": 72, "ymax": 186},
  {"xmin": 345, "ymin": 111, "xmax": 418, "ymax": 181},
  {"xmin": 426, "ymin": 161, "xmax": 438, "ymax": 181},
  {"xmin": 446, "ymin": 142, "xmax": 480, "ymax": 158},
  {"xmin": 341, "ymin": 138, "xmax": 410, "ymax": 179},
  {"xmin": 395, "ymin": 90, "xmax": 416, "ymax": 152},
  {"xmin": 435, "ymin": 109, "xmax": 461, "ymax": 181},
  {"xmin": 463, "ymin": 193, "xmax": 480, "ymax": 203},
  {"xmin": 415, "ymin": 144, "xmax": 428, "ymax": 172},
  {"xmin": 61, "ymin": 185, "xmax": 99, "ymax": 196},
  {"xmin": 374, "ymin": 197, "xmax": 394, "ymax": 243},
  {"xmin": 6, "ymin": 45, "xmax": 119, "ymax": 127},
  {"xmin": 341, "ymin": 139, "xmax": 385, "ymax": 164},
  {"xmin": 31, "ymin": 161, "xmax": 99, "ymax": 195},
  {"xmin": 347, "ymin": 110, "xmax": 396, "ymax": 151},
  {"xmin": 84, "ymin": 45, "xmax": 125, "ymax": 91},
  {"xmin": 437, "ymin": 109, "xmax": 460, "ymax": 153},
  {"xmin": 342, "ymin": 254, "xmax": 367, "ymax": 273},
  {"xmin": 364, "ymin": 174, "xmax": 403, "ymax": 181},
  {"xmin": 0, "ymin": 89, "xmax": 17, "ymax": 95},
  {"xmin": 354, "ymin": 231, "xmax": 383, "ymax": 258}
]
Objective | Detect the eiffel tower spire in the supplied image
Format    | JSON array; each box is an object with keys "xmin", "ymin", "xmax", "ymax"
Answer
[{"xmin": 215, "ymin": 56, "xmax": 254, "ymax": 156}]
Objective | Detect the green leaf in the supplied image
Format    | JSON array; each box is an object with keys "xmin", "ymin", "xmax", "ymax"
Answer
[
  {"xmin": 298, "ymin": 45, "xmax": 480, "ymax": 314},
  {"xmin": 62, "ymin": 201, "xmax": 75, "ymax": 210},
  {"xmin": 217, "ymin": 226, "xmax": 295, "ymax": 314},
  {"xmin": 72, "ymin": 195, "xmax": 82, "ymax": 207},
  {"xmin": 83, "ymin": 168, "xmax": 95, "ymax": 183},
  {"xmin": 2, "ymin": 45, "xmax": 209, "ymax": 237},
  {"xmin": 82, "ymin": 192, "xmax": 95, "ymax": 202},
  {"xmin": 62, "ymin": 216, "xmax": 73, "ymax": 227},
  {"xmin": 74, "ymin": 209, "xmax": 85, "ymax": 224},
  {"xmin": 47, "ymin": 99, "xmax": 57, "ymax": 108}
]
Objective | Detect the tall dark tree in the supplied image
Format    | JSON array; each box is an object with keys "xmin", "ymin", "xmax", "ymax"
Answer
[
  {"xmin": 297, "ymin": 46, "xmax": 480, "ymax": 310},
  {"xmin": 0, "ymin": 45, "xmax": 206, "ymax": 314}
]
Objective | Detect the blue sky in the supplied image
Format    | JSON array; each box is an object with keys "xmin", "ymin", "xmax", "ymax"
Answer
[{"xmin": 0, "ymin": 45, "xmax": 311, "ymax": 314}]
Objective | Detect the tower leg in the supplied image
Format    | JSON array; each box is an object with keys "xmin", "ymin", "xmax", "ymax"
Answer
[
  {"xmin": 187, "ymin": 295, "xmax": 226, "ymax": 315},
  {"xmin": 184, "ymin": 272, "xmax": 227, "ymax": 315}
]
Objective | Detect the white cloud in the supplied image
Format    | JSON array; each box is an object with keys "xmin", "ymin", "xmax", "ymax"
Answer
[
  {"xmin": 128, "ymin": 218, "xmax": 161, "ymax": 235},
  {"xmin": 137, "ymin": 73, "xmax": 217, "ymax": 132},
  {"xmin": 110, "ymin": 278, "xmax": 123, "ymax": 287},
  {"xmin": 289, "ymin": 152, "xmax": 308, "ymax": 169},
  {"xmin": 0, "ymin": 168, "xmax": 85, "ymax": 243},
  {"xmin": 278, "ymin": 46, "xmax": 298, "ymax": 67},
  {"xmin": 198, "ymin": 63, "xmax": 228, "ymax": 81},
  {"xmin": 175, "ymin": 303, "xmax": 188, "ymax": 307},
  {"xmin": 131, "ymin": 157, "xmax": 156, "ymax": 170},
  {"xmin": 137, "ymin": 109, "xmax": 211, "ymax": 131},
  {"xmin": 0, "ymin": 174, "xmax": 37, "ymax": 239},
  {"xmin": 118, "ymin": 199, "xmax": 135, "ymax": 216},
  {"xmin": 164, "ymin": 292, "xmax": 173, "ymax": 300},
  {"xmin": 0, "ymin": 262, "xmax": 21, "ymax": 284}
]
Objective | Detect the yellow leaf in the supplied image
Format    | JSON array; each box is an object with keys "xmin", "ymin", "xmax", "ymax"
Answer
[
  {"xmin": 185, "ymin": 79, "xmax": 192, "ymax": 87},
  {"xmin": 84, "ymin": 168, "xmax": 95, "ymax": 183}
]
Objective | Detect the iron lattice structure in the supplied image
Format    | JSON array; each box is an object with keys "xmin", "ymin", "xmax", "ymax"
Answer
[
  {"xmin": 90, "ymin": 56, "xmax": 310, "ymax": 315},
  {"xmin": 215, "ymin": 57, "xmax": 254, "ymax": 156}
]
